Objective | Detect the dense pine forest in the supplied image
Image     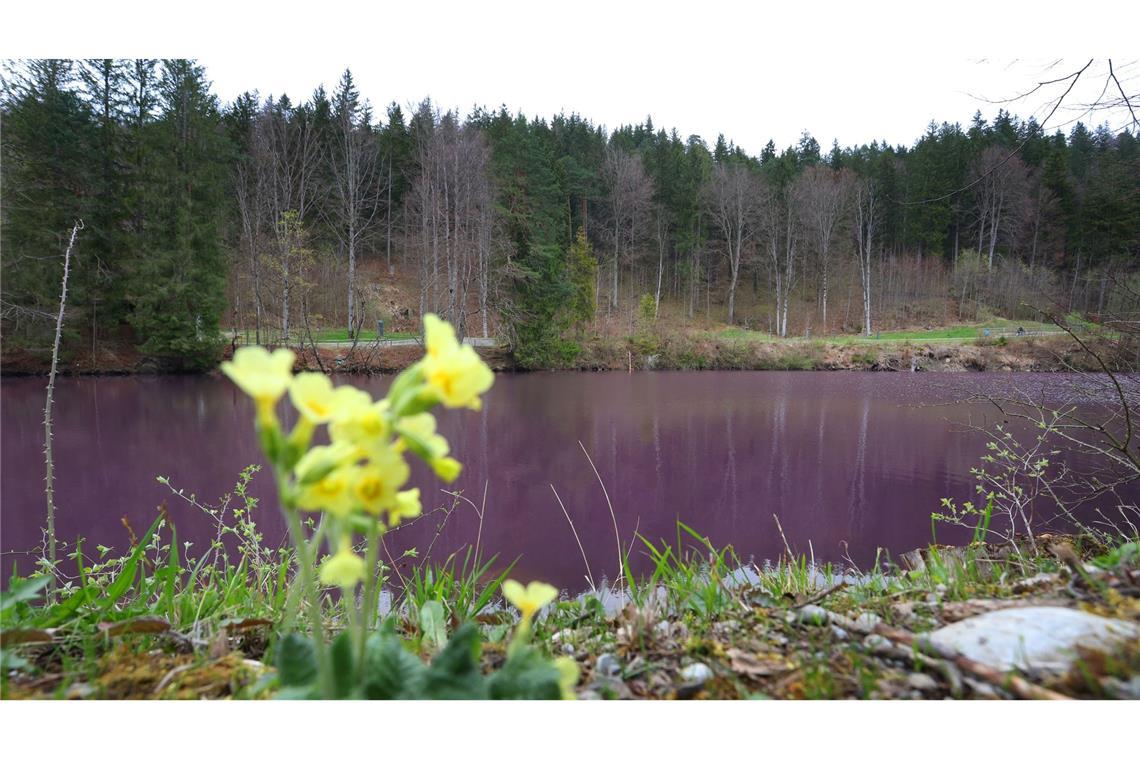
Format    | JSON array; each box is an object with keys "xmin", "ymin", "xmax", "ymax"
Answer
[{"xmin": 2, "ymin": 58, "xmax": 1138, "ymax": 370}]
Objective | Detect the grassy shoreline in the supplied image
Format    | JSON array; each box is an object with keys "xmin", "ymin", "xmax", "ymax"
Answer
[{"xmin": 3, "ymin": 517, "xmax": 1137, "ymax": 700}]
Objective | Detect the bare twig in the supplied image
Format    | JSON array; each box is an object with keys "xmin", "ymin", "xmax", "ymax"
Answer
[{"xmin": 43, "ymin": 219, "xmax": 83, "ymax": 590}]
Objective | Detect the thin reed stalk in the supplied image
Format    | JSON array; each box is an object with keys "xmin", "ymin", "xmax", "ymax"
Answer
[
  {"xmin": 579, "ymin": 440, "xmax": 622, "ymax": 594},
  {"xmin": 550, "ymin": 484, "xmax": 595, "ymax": 590}
]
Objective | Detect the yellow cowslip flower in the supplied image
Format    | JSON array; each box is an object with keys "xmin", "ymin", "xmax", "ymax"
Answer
[
  {"xmin": 388, "ymin": 488, "xmax": 422, "ymax": 527},
  {"xmin": 423, "ymin": 312, "xmax": 459, "ymax": 359},
  {"xmin": 319, "ymin": 541, "xmax": 366, "ymax": 588},
  {"xmin": 419, "ymin": 314, "xmax": 494, "ymax": 411},
  {"xmin": 296, "ymin": 459, "xmax": 356, "ymax": 518},
  {"xmin": 502, "ymin": 579, "xmax": 558, "ymax": 623},
  {"xmin": 555, "ymin": 656, "xmax": 579, "ymax": 700},
  {"xmin": 395, "ymin": 412, "xmax": 460, "ymax": 482},
  {"xmin": 349, "ymin": 447, "xmax": 410, "ymax": 517},
  {"xmin": 430, "ymin": 456, "xmax": 462, "ymax": 483},
  {"xmin": 330, "ymin": 398, "xmax": 391, "ymax": 456},
  {"xmin": 220, "ymin": 346, "xmax": 295, "ymax": 421},
  {"xmin": 420, "ymin": 347, "xmax": 494, "ymax": 411},
  {"xmin": 289, "ymin": 372, "xmax": 338, "ymax": 424},
  {"xmin": 294, "ymin": 442, "xmax": 358, "ymax": 485},
  {"xmin": 395, "ymin": 413, "xmax": 449, "ymax": 458}
]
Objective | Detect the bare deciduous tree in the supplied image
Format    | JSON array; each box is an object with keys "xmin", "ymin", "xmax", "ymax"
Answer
[
  {"xmin": 705, "ymin": 163, "xmax": 762, "ymax": 325},
  {"xmin": 603, "ymin": 147, "xmax": 652, "ymax": 311},
  {"xmin": 408, "ymin": 107, "xmax": 494, "ymax": 338},
  {"xmin": 970, "ymin": 145, "xmax": 1030, "ymax": 271},
  {"xmin": 326, "ymin": 71, "xmax": 385, "ymax": 338},
  {"xmin": 793, "ymin": 165, "xmax": 853, "ymax": 334}
]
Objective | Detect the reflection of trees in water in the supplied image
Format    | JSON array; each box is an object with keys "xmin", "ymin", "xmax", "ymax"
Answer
[
  {"xmin": 815, "ymin": 401, "xmax": 827, "ymax": 524},
  {"xmin": 848, "ymin": 397, "xmax": 870, "ymax": 537},
  {"xmin": 720, "ymin": 402, "xmax": 738, "ymax": 527}
]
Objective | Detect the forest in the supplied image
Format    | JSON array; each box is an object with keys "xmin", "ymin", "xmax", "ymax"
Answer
[{"xmin": 2, "ymin": 58, "xmax": 1139, "ymax": 370}]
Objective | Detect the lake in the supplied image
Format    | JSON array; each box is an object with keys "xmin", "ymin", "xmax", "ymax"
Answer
[{"xmin": 1, "ymin": 371, "xmax": 1129, "ymax": 590}]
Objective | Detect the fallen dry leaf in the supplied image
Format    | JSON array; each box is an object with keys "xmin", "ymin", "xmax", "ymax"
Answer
[{"xmin": 726, "ymin": 647, "xmax": 791, "ymax": 678}]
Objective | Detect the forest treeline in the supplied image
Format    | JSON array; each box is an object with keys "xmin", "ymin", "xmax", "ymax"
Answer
[{"xmin": 2, "ymin": 58, "xmax": 1139, "ymax": 370}]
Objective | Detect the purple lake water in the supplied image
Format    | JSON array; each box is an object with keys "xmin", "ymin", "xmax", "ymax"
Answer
[{"xmin": 1, "ymin": 371, "xmax": 1130, "ymax": 590}]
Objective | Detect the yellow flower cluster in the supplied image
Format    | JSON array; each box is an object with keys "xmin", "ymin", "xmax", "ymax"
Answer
[{"xmin": 220, "ymin": 314, "xmax": 495, "ymax": 588}]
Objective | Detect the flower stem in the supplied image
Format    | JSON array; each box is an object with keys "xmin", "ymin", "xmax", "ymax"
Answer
[{"xmin": 286, "ymin": 506, "xmax": 332, "ymax": 697}]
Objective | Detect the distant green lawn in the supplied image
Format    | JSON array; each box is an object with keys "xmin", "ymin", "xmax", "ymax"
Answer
[
  {"xmin": 712, "ymin": 319, "xmax": 1062, "ymax": 344},
  {"xmin": 308, "ymin": 328, "xmax": 417, "ymax": 342}
]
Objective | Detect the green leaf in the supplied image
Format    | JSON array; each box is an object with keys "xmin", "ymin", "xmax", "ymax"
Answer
[
  {"xmin": 422, "ymin": 622, "xmax": 487, "ymax": 699},
  {"xmin": 1, "ymin": 575, "xmax": 51, "ymax": 617},
  {"xmin": 419, "ymin": 600, "xmax": 448, "ymax": 651},
  {"xmin": 362, "ymin": 626, "xmax": 426, "ymax": 699},
  {"xmin": 328, "ymin": 631, "xmax": 357, "ymax": 699},
  {"xmin": 96, "ymin": 516, "xmax": 163, "ymax": 615},
  {"xmin": 487, "ymin": 647, "xmax": 562, "ymax": 700},
  {"xmin": 275, "ymin": 633, "xmax": 318, "ymax": 690}
]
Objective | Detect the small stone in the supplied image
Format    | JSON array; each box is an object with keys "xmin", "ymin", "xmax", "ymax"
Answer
[
  {"xmin": 830, "ymin": 625, "xmax": 849, "ymax": 640},
  {"xmin": 561, "ymin": 643, "xmax": 575, "ymax": 655},
  {"xmin": 65, "ymin": 683, "xmax": 96, "ymax": 699},
  {"xmin": 906, "ymin": 672, "xmax": 939, "ymax": 691},
  {"xmin": 1103, "ymin": 675, "xmax": 1140, "ymax": 700},
  {"xmin": 963, "ymin": 678, "xmax": 1001, "ymax": 700},
  {"xmin": 595, "ymin": 653, "xmax": 622, "ymax": 678},
  {"xmin": 792, "ymin": 605, "xmax": 830, "ymax": 626},
  {"xmin": 679, "ymin": 662, "xmax": 713, "ymax": 685},
  {"xmin": 854, "ymin": 612, "xmax": 882, "ymax": 630},
  {"xmin": 863, "ymin": 633, "xmax": 890, "ymax": 652}
]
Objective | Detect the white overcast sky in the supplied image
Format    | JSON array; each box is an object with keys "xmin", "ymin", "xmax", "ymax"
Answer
[{"xmin": 5, "ymin": 1, "xmax": 1138, "ymax": 155}]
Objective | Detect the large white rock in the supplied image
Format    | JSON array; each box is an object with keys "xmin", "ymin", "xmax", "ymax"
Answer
[{"xmin": 929, "ymin": 606, "xmax": 1140, "ymax": 675}]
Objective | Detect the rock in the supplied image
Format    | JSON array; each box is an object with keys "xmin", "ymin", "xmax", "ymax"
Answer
[
  {"xmin": 679, "ymin": 662, "xmax": 713, "ymax": 685},
  {"xmin": 863, "ymin": 633, "xmax": 891, "ymax": 653},
  {"xmin": 582, "ymin": 674, "xmax": 632, "ymax": 700},
  {"xmin": 891, "ymin": 601, "xmax": 919, "ymax": 625},
  {"xmin": 1103, "ymin": 675, "xmax": 1140, "ymax": 700},
  {"xmin": 561, "ymin": 643, "xmax": 575, "ymax": 655},
  {"xmin": 929, "ymin": 607, "xmax": 1140, "ymax": 676},
  {"xmin": 594, "ymin": 653, "xmax": 622, "ymax": 678},
  {"xmin": 830, "ymin": 625, "xmax": 849, "ymax": 640},
  {"xmin": 906, "ymin": 672, "xmax": 939, "ymax": 691},
  {"xmin": 854, "ymin": 612, "xmax": 882, "ymax": 629},
  {"xmin": 791, "ymin": 605, "xmax": 830, "ymax": 626},
  {"xmin": 963, "ymin": 677, "xmax": 1002, "ymax": 700}
]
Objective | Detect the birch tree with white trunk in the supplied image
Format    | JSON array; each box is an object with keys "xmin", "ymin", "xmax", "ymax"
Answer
[{"xmin": 852, "ymin": 178, "xmax": 879, "ymax": 336}]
